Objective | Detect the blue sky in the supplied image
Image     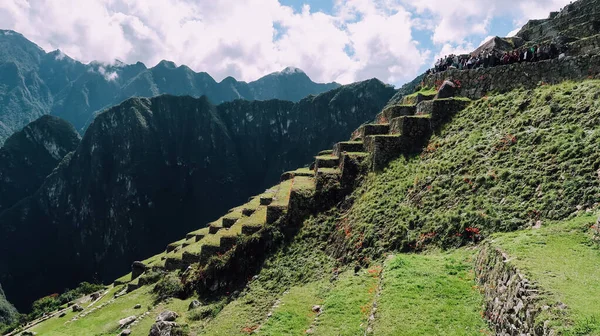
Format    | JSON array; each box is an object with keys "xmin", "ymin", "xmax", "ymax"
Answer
[{"xmin": 0, "ymin": 0, "xmax": 570, "ymax": 87}]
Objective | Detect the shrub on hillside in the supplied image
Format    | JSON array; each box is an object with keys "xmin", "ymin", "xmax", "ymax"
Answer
[
  {"xmin": 153, "ymin": 274, "xmax": 184, "ymax": 301},
  {"xmin": 28, "ymin": 282, "xmax": 105, "ymax": 319}
]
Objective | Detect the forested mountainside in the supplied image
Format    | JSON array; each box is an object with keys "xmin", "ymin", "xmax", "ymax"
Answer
[
  {"xmin": 0, "ymin": 79, "xmax": 394, "ymax": 311},
  {"xmin": 0, "ymin": 115, "xmax": 80, "ymax": 213},
  {"xmin": 0, "ymin": 30, "xmax": 339, "ymax": 145}
]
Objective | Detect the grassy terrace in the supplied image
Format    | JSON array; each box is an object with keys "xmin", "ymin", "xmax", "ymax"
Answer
[
  {"xmin": 373, "ymin": 251, "xmax": 488, "ymax": 335},
  {"xmin": 222, "ymin": 206, "xmax": 267, "ymax": 236},
  {"xmin": 491, "ymin": 213, "xmax": 600, "ymax": 335},
  {"xmin": 315, "ymin": 168, "xmax": 339, "ymax": 175},
  {"xmin": 114, "ymin": 272, "xmax": 132, "ymax": 285},
  {"xmin": 283, "ymin": 167, "xmax": 315, "ymax": 177},
  {"xmin": 259, "ymin": 280, "xmax": 327, "ymax": 335},
  {"xmin": 292, "ymin": 176, "xmax": 316, "ymax": 192},
  {"xmin": 271, "ymin": 180, "xmax": 293, "ymax": 207},
  {"xmin": 187, "ymin": 227, "xmax": 210, "ymax": 238},
  {"xmin": 404, "ymin": 87, "xmax": 437, "ymax": 99},
  {"xmin": 312, "ymin": 268, "xmax": 380, "ymax": 335}
]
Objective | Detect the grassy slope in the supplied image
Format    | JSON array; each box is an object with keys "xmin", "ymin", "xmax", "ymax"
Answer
[
  {"xmin": 31, "ymin": 285, "xmax": 153, "ymax": 336},
  {"xmin": 29, "ymin": 80, "xmax": 600, "ymax": 335},
  {"xmin": 374, "ymin": 250, "xmax": 488, "ymax": 336},
  {"xmin": 344, "ymin": 80, "xmax": 600, "ymax": 259},
  {"xmin": 491, "ymin": 213, "xmax": 600, "ymax": 335}
]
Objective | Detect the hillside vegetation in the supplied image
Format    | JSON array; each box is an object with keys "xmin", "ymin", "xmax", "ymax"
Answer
[
  {"xmin": 25, "ymin": 79, "xmax": 600, "ymax": 336},
  {"xmin": 340, "ymin": 80, "xmax": 600, "ymax": 261}
]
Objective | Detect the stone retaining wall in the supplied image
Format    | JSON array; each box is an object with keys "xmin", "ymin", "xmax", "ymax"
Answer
[
  {"xmin": 476, "ymin": 243, "xmax": 556, "ymax": 336},
  {"xmin": 423, "ymin": 55, "xmax": 600, "ymax": 99}
]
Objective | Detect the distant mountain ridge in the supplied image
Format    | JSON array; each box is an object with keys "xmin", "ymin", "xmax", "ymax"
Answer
[{"xmin": 0, "ymin": 29, "xmax": 340, "ymax": 144}]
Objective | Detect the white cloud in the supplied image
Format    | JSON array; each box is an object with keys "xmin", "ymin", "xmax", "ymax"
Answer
[
  {"xmin": 0, "ymin": 0, "xmax": 427, "ymax": 86},
  {"xmin": 402, "ymin": 0, "xmax": 571, "ymax": 44},
  {"xmin": 0, "ymin": 0, "xmax": 574, "ymax": 86}
]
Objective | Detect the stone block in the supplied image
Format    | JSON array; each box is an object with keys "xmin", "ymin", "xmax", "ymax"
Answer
[
  {"xmin": 364, "ymin": 135, "xmax": 403, "ymax": 171},
  {"xmin": 131, "ymin": 261, "xmax": 148, "ymax": 280},
  {"xmin": 266, "ymin": 205, "xmax": 286, "ymax": 224}
]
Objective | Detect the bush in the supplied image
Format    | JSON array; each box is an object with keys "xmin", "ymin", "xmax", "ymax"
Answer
[
  {"xmin": 30, "ymin": 296, "xmax": 61, "ymax": 319},
  {"xmin": 153, "ymin": 274, "xmax": 184, "ymax": 301},
  {"xmin": 140, "ymin": 270, "xmax": 164, "ymax": 285}
]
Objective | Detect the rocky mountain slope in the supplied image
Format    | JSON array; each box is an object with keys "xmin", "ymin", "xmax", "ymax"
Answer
[
  {"xmin": 0, "ymin": 79, "xmax": 394, "ymax": 311},
  {"xmin": 0, "ymin": 115, "xmax": 80, "ymax": 213},
  {"xmin": 0, "ymin": 30, "xmax": 340, "ymax": 145}
]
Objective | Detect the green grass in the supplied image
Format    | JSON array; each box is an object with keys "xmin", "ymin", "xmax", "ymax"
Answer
[
  {"xmin": 312, "ymin": 268, "xmax": 380, "ymax": 335},
  {"xmin": 271, "ymin": 180, "xmax": 293, "ymax": 207},
  {"xmin": 141, "ymin": 251, "xmax": 166, "ymax": 267},
  {"xmin": 31, "ymin": 285, "xmax": 155, "ymax": 336},
  {"xmin": 315, "ymin": 155, "xmax": 339, "ymax": 161},
  {"xmin": 491, "ymin": 213, "xmax": 600, "ymax": 335},
  {"xmin": 200, "ymin": 287, "xmax": 276, "ymax": 335},
  {"xmin": 292, "ymin": 176, "xmax": 315, "ymax": 192},
  {"xmin": 373, "ymin": 250, "xmax": 489, "ymax": 335},
  {"xmin": 129, "ymin": 296, "xmax": 196, "ymax": 336},
  {"xmin": 316, "ymin": 168, "xmax": 339, "ymax": 175},
  {"xmin": 404, "ymin": 87, "xmax": 437, "ymax": 99},
  {"xmin": 343, "ymin": 80, "xmax": 600, "ymax": 259},
  {"xmin": 259, "ymin": 280, "xmax": 328, "ymax": 335},
  {"xmin": 222, "ymin": 206, "xmax": 267, "ymax": 237},
  {"xmin": 285, "ymin": 167, "xmax": 315, "ymax": 177},
  {"xmin": 187, "ymin": 227, "xmax": 210, "ymax": 238},
  {"xmin": 114, "ymin": 273, "xmax": 132, "ymax": 285}
]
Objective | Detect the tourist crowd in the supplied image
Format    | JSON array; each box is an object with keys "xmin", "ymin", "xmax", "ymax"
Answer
[{"xmin": 429, "ymin": 43, "xmax": 563, "ymax": 74}]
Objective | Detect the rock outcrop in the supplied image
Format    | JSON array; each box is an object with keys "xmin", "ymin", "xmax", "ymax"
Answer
[{"xmin": 0, "ymin": 79, "xmax": 395, "ymax": 311}]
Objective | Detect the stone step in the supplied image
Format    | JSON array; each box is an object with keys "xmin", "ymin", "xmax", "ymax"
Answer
[
  {"xmin": 377, "ymin": 104, "xmax": 417, "ymax": 123},
  {"xmin": 314, "ymin": 155, "xmax": 340, "ymax": 170},
  {"xmin": 389, "ymin": 115, "xmax": 432, "ymax": 138},
  {"xmin": 222, "ymin": 215, "xmax": 239, "ymax": 228},
  {"xmin": 260, "ymin": 196, "xmax": 273, "ymax": 205},
  {"xmin": 318, "ymin": 149, "xmax": 334, "ymax": 156},
  {"xmin": 352, "ymin": 123, "xmax": 390, "ymax": 140},
  {"xmin": 416, "ymin": 98, "xmax": 471, "ymax": 130},
  {"xmin": 164, "ymin": 255, "xmax": 185, "ymax": 271},
  {"xmin": 126, "ymin": 278, "xmax": 140, "ymax": 293},
  {"xmin": 266, "ymin": 179, "xmax": 294, "ymax": 224},
  {"xmin": 182, "ymin": 237, "xmax": 195, "ymax": 248},
  {"xmin": 339, "ymin": 152, "xmax": 369, "ymax": 187},
  {"xmin": 209, "ymin": 221, "xmax": 223, "ymax": 234},
  {"xmin": 242, "ymin": 208, "xmax": 255, "ymax": 216},
  {"xmin": 333, "ymin": 141, "xmax": 365, "ymax": 157},
  {"xmin": 185, "ymin": 228, "xmax": 208, "ymax": 242},
  {"xmin": 223, "ymin": 206, "xmax": 268, "ymax": 240},
  {"xmin": 280, "ymin": 168, "xmax": 315, "ymax": 181},
  {"xmin": 401, "ymin": 92, "xmax": 436, "ymax": 105},
  {"xmin": 364, "ymin": 135, "xmax": 404, "ymax": 171},
  {"xmin": 165, "ymin": 239, "xmax": 186, "ymax": 253}
]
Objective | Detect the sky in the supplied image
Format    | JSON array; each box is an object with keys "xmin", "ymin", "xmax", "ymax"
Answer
[{"xmin": 0, "ymin": 0, "xmax": 572, "ymax": 87}]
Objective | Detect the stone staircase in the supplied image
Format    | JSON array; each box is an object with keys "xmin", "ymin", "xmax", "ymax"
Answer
[{"xmin": 113, "ymin": 94, "xmax": 471, "ymax": 293}]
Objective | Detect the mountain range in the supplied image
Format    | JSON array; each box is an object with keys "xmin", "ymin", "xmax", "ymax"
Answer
[
  {"xmin": 0, "ymin": 29, "xmax": 340, "ymax": 145},
  {"xmin": 0, "ymin": 78, "xmax": 395, "ymax": 311}
]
